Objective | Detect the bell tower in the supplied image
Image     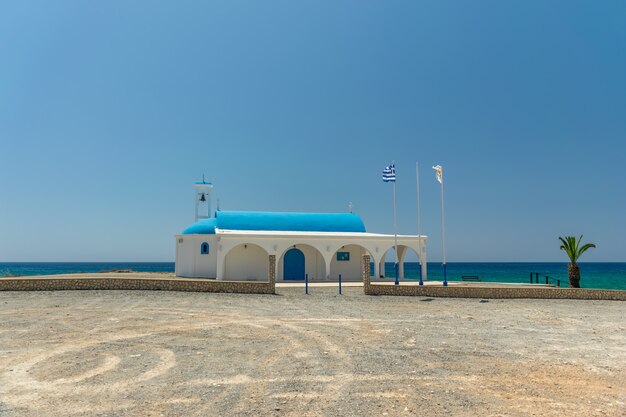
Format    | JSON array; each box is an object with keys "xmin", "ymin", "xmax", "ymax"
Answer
[{"xmin": 194, "ymin": 176, "xmax": 213, "ymax": 221}]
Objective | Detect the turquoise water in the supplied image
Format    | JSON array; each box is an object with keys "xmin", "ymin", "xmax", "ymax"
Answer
[
  {"xmin": 0, "ymin": 262, "xmax": 174, "ymax": 277},
  {"xmin": 378, "ymin": 262, "xmax": 626, "ymax": 290},
  {"xmin": 1, "ymin": 262, "xmax": 625, "ymax": 290}
]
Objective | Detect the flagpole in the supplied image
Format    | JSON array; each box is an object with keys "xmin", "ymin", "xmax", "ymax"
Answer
[
  {"xmin": 382, "ymin": 162, "xmax": 399, "ymax": 285},
  {"xmin": 416, "ymin": 162, "xmax": 423, "ymax": 285},
  {"xmin": 393, "ymin": 169, "xmax": 399, "ymax": 286},
  {"xmin": 440, "ymin": 171, "xmax": 447, "ymax": 286}
]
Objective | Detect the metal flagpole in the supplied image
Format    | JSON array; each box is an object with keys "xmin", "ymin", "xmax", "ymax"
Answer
[
  {"xmin": 416, "ymin": 162, "xmax": 423, "ymax": 285},
  {"xmin": 440, "ymin": 169, "xmax": 447, "ymax": 286},
  {"xmin": 383, "ymin": 162, "xmax": 399, "ymax": 285},
  {"xmin": 393, "ymin": 174, "xmax": 399, "ymax": 286}
]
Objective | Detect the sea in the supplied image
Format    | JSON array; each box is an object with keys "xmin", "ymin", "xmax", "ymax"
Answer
[
  {"xmin": 394, "ymin": 262, "xmax": 626, "ymax": 290},
  {"xmin": 1, "ymin": 262, "xmax": 625, "ymax": 290}
]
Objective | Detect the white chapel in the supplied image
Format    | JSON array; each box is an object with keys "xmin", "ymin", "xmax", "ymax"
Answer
[{"xmin": 175, "ymin": 180, "xmax": 427, "ymax": 282}]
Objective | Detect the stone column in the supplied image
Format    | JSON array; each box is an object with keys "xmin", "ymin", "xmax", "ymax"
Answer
[
  {"xmin": 268, "ymin": 255, "xmax": 276, "ymax": 293},
  {"xmin": 362, "ymin": 254, "xmax": 371, "ymax": 294}
]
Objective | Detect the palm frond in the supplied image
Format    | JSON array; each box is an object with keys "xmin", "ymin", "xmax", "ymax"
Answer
[
  {"xmin": 578, "ymin": 243, "xmax": 597, "ymax": 257},
  {"xmin": 558, "ymin": 235, "xmax": 596, "ymax": 264},
  {"xmin": 575, "ymin": 235, "xmax": 583, "ymax": 258}
]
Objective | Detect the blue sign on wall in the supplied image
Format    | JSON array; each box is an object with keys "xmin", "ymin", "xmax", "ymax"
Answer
[{"xmin": 336, "ymin": 252, "xmax": 350, "ymax": 261}]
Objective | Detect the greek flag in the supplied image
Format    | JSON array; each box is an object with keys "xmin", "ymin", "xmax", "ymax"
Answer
[{"xmin": 382, "ymin": 164, "xmax": 396, "ymax": 182}]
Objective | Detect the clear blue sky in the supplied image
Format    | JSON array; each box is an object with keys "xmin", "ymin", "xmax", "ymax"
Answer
[{"xmin": 1, "ymin": 1, "xmax": 625, "ymax": 262}]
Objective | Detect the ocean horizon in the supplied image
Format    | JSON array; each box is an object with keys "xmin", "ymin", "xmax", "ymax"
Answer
[{"xmin": 1, "ymin": 262, "xmax": 624, "ymax": 290}]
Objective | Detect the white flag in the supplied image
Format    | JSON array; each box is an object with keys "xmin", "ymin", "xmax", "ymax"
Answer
[{"xmin": 432, "ymin": 165, "xmax": 443, "ymax": 184}]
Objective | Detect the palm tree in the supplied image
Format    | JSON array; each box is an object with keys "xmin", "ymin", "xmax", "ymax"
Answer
[{"xmin": 558, "ymin": 235, "xmax": 596, "ymax": 288}]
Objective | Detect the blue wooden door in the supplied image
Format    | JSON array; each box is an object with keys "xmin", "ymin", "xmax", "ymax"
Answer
[{"xmin": 284, "ymin": 248, "xmax": 305, "ymax": 280}]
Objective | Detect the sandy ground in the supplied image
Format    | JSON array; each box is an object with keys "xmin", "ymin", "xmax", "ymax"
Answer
[{"xmin": 0, "ymin": 287, "xmax": 624, "ymax": 417}]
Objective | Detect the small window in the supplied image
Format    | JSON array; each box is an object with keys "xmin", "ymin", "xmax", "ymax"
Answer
[
  {"xmin": 200, "ymin": 242, "xmax": 209, "ymax": 254},
  {"xmin": 336, "ymin": 252, "xmax": 350, "ymax": 261}
]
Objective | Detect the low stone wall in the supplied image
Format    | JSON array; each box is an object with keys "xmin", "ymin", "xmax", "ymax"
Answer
[
  {"xmin": 365, "ymin": 283, "xmax": 626, "ymax": 301},
  {"xmin": 360, "ymin": 255, "xmax": 626, "ymax": 301},
  {"xmin": 0, "ymin": 277, "xmax": 276, "ymax": 294},
  {"xmin": 0, "ymin": 255, "xmax": 278, "ymax": 295}
]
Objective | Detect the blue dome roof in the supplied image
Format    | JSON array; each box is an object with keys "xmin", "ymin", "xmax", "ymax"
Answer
[
  {"xmin": 182, "ymin": 211, "xmax": 366, "ymax": 234},
  {"xmin": 182, "ymin": 218, "xmax": 217, "ymax": 234}
]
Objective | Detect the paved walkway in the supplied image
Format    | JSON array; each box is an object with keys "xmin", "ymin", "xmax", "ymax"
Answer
[
  {"xmin": 3, "ymin": 273, "xmax": 553, "ymax": 289},
  {"xmin": 277, "ymin": 280, "xmax": 553, "ymax": 289}
]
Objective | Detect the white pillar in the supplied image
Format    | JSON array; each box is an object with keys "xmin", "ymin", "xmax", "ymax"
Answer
[
  {"xmin": 398, "ymin": 246, "xmax": 407, "ymax": 280},
  {"xmin": 216, "ymin": 243, "xmax": 224, "ymax": 280},
  {"xmin": 420, "ymin": 245, "xmax": 428, "ymax": 281},
  {"xmin": 175, "ymin": 238, "xmax": 180, "ymax": 276},
  {"xmin": 324, "ymin": 255, "xmax": 333, "ymax": 281},
  {"xmin": 373, "ymin": 258, "xmax": 380, "ymax": 279}
]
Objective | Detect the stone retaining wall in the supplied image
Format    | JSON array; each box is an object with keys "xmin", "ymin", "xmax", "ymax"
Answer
[
  {"xmin": 0, "ymin": 255, "xmax": 277, "ymax": 294},
  {"xmin": 360, "ymin": 255, "xmax": 626, "ymax": 301},
  {"xmin": 0, "ymin": 277, "xmax": 276, "ymax": 294}
]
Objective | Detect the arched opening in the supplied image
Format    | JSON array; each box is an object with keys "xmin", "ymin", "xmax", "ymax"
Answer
[
  {"xmin": 223, "ymin": 243, "xmax": 268, "ymax": 281},
  {"xmin": 330, "ymin": 244, "xmax": 374, "ymax": 282},
  {"xmin": 377, "ymin": 245, "xmax": 422, "ymax": 281},
  {"xmin": 277, "ymin": 244, "xmax": 325, "ymax": 281},
  {"xmin": 200, "ymin": 242, "xmax": 209, "ymax": 254},
  {"xmin": 378, "ymin": 247, "xmax": 398, "ymax": 280},
  {"xmin": 397, "ymin": 245, "xmax": 421, "ymax": 281},
  {"xmin": 283, "ymin": 248, "xmax": 305, "ymax": 280}
]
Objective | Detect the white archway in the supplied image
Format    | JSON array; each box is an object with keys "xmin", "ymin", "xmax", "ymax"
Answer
[
  {"xmin": 397, "ymin": 244, "xmax": 421, "ymax": 280},
  {"xmin": 377, "ymin": 244, "xmax": 425, "ymax": 281},
  {"xmin": 277, "ymin": 243, "xmax": 326, "ymax": 281},
  {"xmin": 329, "ymin": 244, "xmax": 375, "ymax": 282},
  {"xmin": 378, "ymin": 246, "xmax": 397, "ymax": 279},
  {"xmin": 223, "ymin": 243, "xmax": 268, "ymax": 281}
]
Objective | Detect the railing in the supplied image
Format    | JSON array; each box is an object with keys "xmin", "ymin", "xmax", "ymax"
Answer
[{"xmin": 530, "ymin": 272, "xmax": 565, "ymax": 287}]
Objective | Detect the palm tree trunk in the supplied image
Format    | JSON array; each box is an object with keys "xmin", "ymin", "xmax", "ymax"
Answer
[{"xmin": 568, "ymin": 263, "xmax": 580, "ymax": 288}]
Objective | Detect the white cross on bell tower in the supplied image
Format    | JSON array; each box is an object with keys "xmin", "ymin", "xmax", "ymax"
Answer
[{"xmin": 194, "ymin": 175, "xmax": 213, "ymax": 222}]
